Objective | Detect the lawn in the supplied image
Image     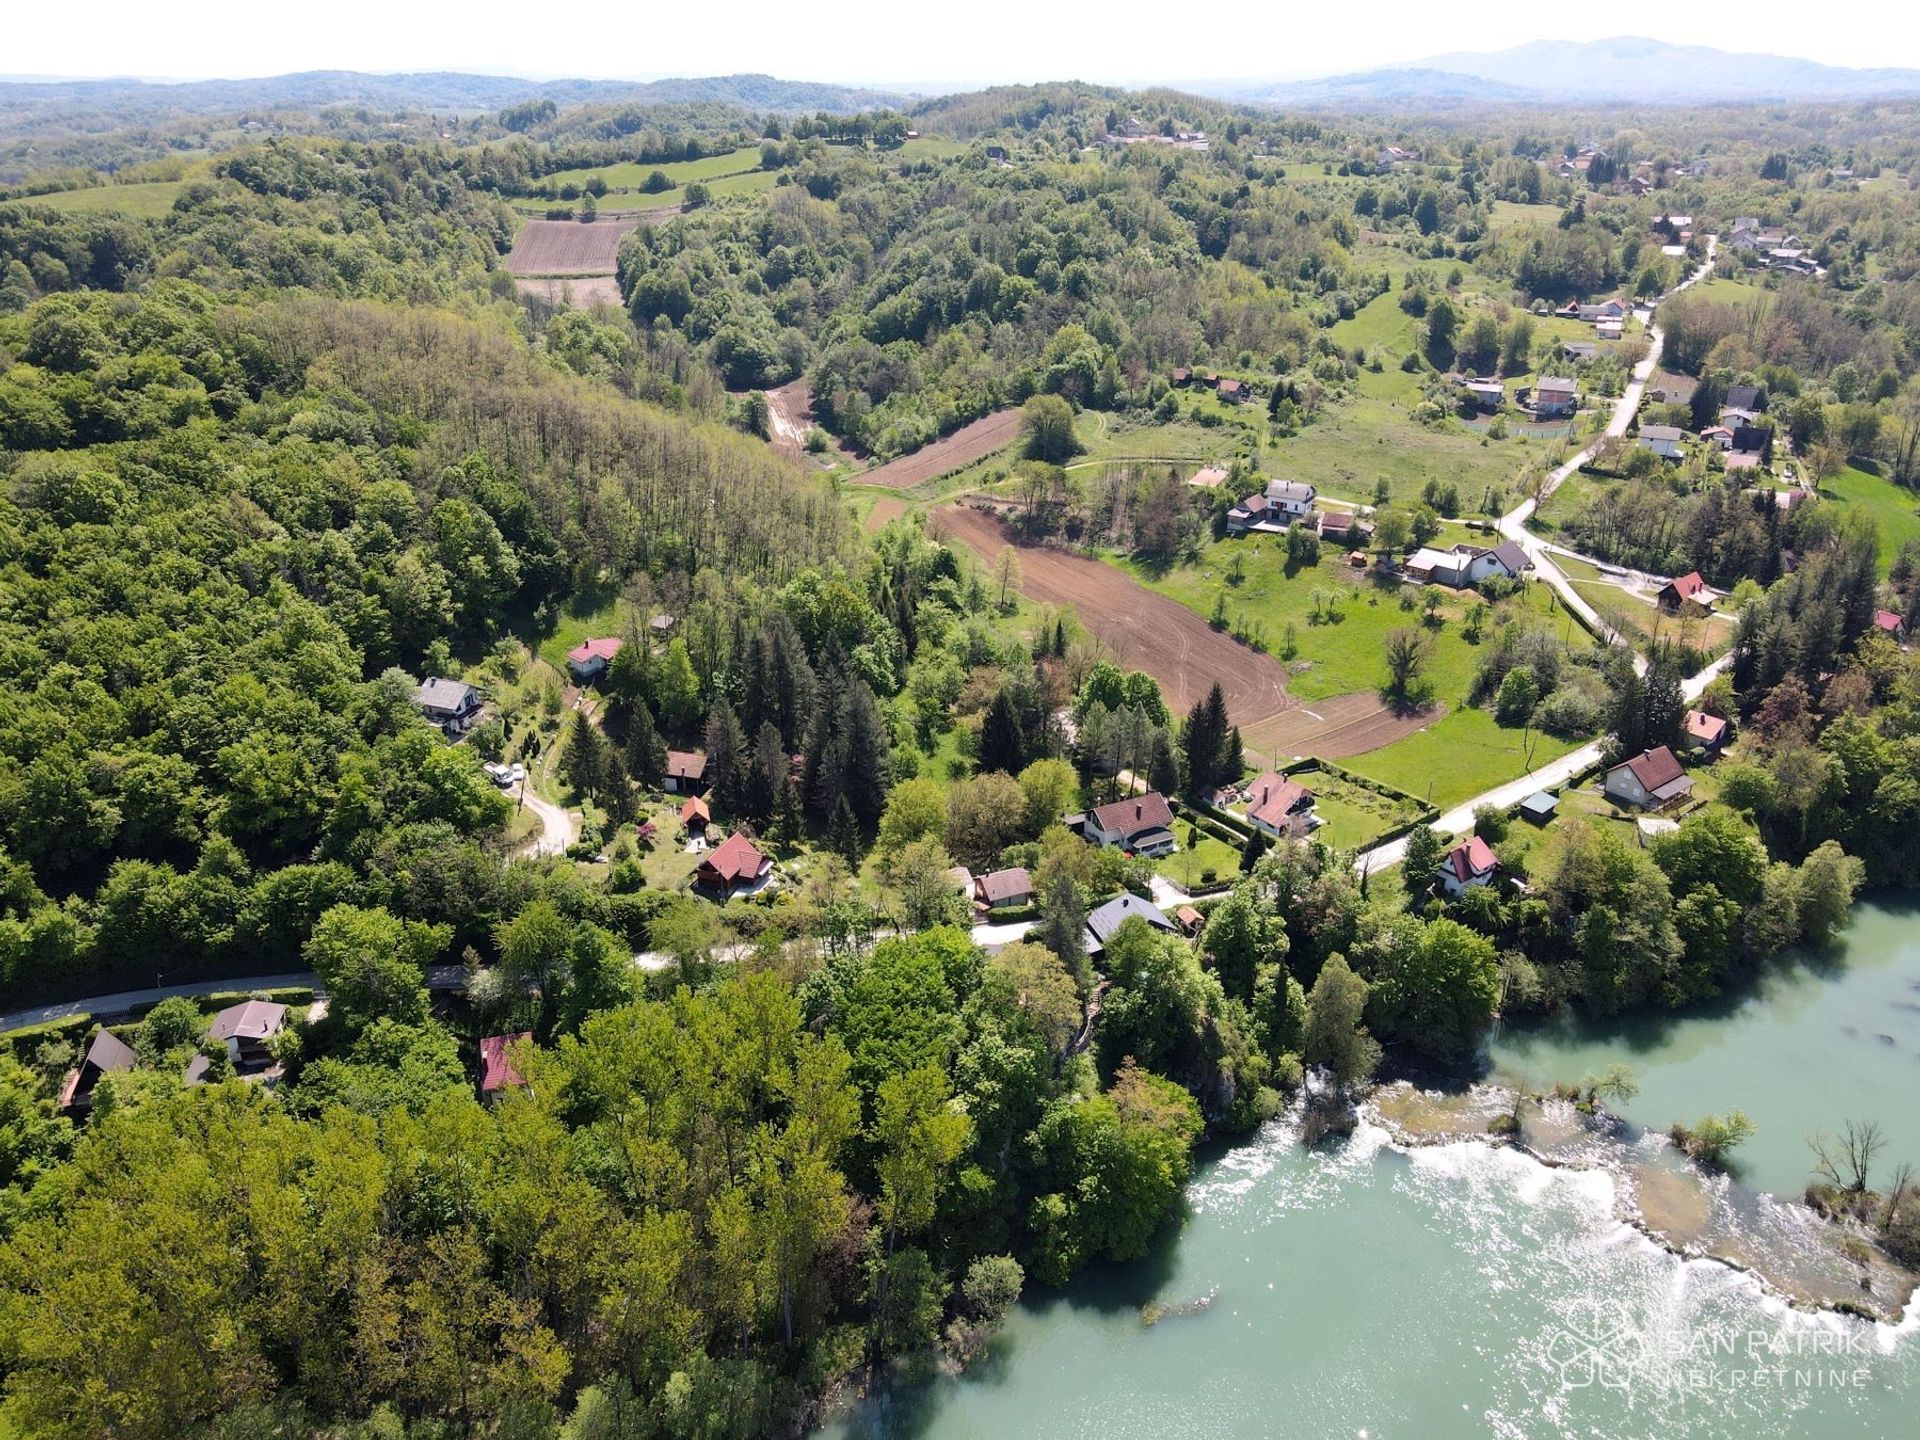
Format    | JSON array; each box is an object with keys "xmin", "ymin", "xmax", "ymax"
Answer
[
  {"xmin": 19, "ymin": 180, "xmax": 185, "ymax": 217},
  {"xmin": 1344, "ymin": 705, "xmax": 1587, "ymax": 811},
  {"xmin": 536, "ymin": 146, "xmax": 767, "ymax": 192},
  {"xmin": 1157, "ymin": 828, "xmax": 1242, "ymax": 890},
  {"xmin": 1820, "ymin": 464, "xmax": 1920, "ymax": 574},
  {"xmin": 1298, "ymin": 767, "xmax": 1425, "ymax": 851}
]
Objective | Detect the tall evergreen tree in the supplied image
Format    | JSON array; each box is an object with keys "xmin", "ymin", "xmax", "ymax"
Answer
[
  {"xmin": 1149, "ymin": 730, "xmax": 1180, "ymax": 796},
  {"xmin": 560, "ymin": 710, "xmax": 607, "ymax": 799},
  {"xmin": 830, "ymin": 794, "xmax": 863, "ymax": 865},
  {"xmin": 978, "ymin": 690, "xmax": 1026, "ymax": 776},
  {"xmin": 705, "ymin": 701, "xmax": 749, "ymax": 816},
  {"xmin": 842, "ymin": 680, "xmax": 891, "ymax": 825},
  {"xmin": 625, "ymin": 698, "xmax": 667, "ymax": 786},
  {"xmin": 749, "ymin": 720, "xmax": 788, "ymax": 820},
  {"xmin": 1181, "ymin": 683, "xmax": 1231, "ymax": 796}
]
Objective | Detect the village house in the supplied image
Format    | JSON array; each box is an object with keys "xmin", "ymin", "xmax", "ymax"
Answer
[
  {"xmin": 1462, "ymin": 379, "xmax": 1505, "ymax": 412},
  {"xmin": 973, "ymin": 867, "xmax": 1034, "ymax": 910},
  {"xmin": 1316, "ymin": 510, "xmax": 1374, "ymax": 545},
  {"xmin": 664, "ymin": 750, "xmax": 708, "ymax": 795},
  {"xmin": 1595, "ymin": 318, "xmax": 1624, "ymax": 341},
  {"xmin": 1729, "ymin": 424, "xmax": 1771, "ymax": 458},
  {"xmin": 1404, "ymin": 540, "xmax": 1531, "ymax": 590},
  {"xmin": 565, "ymin": 636, "xmax": 622, "ymax": 683},
  {"xmin": 1637, "ymin": 424, "xmax": 1686, "ymax": 462},
  {"xmin": 1244, "ymin": 771, "xmax": 1316, "ymax": 839},
  {"xmin": 56, "ymin": 1028, "xmax": 135, "ymax": 1115},
  {"xmin": 1562, "ymin": 340, "xmax": 1598, "ymax": 364},
  {"xmin": 1656, "ymin": 571, "xmax": 1716, "ymax": 614},
  {"xmin": 679, "ymin": 794, "xmax": 711, "ymax": 830},
  {"xmin": 1701, "ymin": 425, "xmax": 1735, "ymax": 451},
  {"xmin": 1216, "ymin": 378, "xmax": 1248, "ymax": 403},
  {"xmin": 1188, "ymin": 464, "xmax": 1229, "ymax": 489},
  {"xmin": 1226, "ymin": 480, "xmax": 1318, "ymax": 534},
  {"xmin": 209, "ymin": 999, "xmax": 287, "ymax": 1069},
  {"xmin": 1725, "ymin": 383, "xmax": 1764, "ymax": 413},
  {"xmin": 1170, "ymin": 366, "xmax": 1192, "ymax": 387},
  {"xmin": 1874, "ymin": 609, "xmax": 1909, "ymax": 643},
  {"xmin": 416, "ymin": 677, "xmax": 481, "ymax": 735},
  {"xmin": 1083, "ymin": 893, "xmax": 1178, "ymax": 954},
  {"xmin": 1532, "ymin": 377, "xmax": 1578, "ymax": 417},
  {"xmin": 1082, "ymin": 792, "xmax": 1178, "ymax": 857},
  {"xmin": 478, "ymin": 1032, "xmax": 531, "ymax": 1101},
  {"xmin": 1574, "ymin": 298, "xmax": 1629, "ymax": 323},
  {"xmin": 1603, "ymin": 745, "xmax": 1694, "ymax": 810},
  {"xmin": 1436, "ymin": 835, "xmax": 1500, "ymax": 898},
  {"xmin": 696, "ymin": 832, "xmax": 772, "ymax": 897},
  {"xmin": 1682, "ymin": 709, "xmax": 1730, "ymax": 757}
]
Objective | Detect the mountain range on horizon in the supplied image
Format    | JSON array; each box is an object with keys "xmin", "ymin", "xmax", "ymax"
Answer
[
  {"xmin": 3, "ymin": 36, "xmax": 1919, "ymax": 120},
  {"xmin": 1214, "ymin": 35, "xmax": 1920, "ymax": 106}
]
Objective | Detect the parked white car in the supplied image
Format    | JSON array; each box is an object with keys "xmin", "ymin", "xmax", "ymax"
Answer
[{"xmin": 509, "ymin": 763, "xmax": 527, "ymax": 785}]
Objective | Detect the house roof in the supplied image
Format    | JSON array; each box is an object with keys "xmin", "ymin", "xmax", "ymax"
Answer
[
  {"xmin": 1089, "ymin": 792, "xmax": 1175, "ymax": 839},
  {"xmin": 1535, "ymin": 376, "xmax": 1577, "ymax": 397},
  {"xmin": 1230, "ymin": 492, "xmax": 1270, "ymax": 517},
  {"xmin": 667, "ymin": 750, "xmax": 707, "ymax": 780},
  {"xmin": 1442, "ymin": 835, "xmax": 1499, "ymax": 883},
  {"xmin": 1730, "ymin": 425, "xmax": 1769, "ymax": 453},
  {"xmin": 1664, "ymin": 571, "xmax": 1711, "ymax": 602},
  {"xmin": 1487, "ymin": 541, "xmax": 1531, "ymax": 575},
  {"xmin": 1316, "ymin": 510, "xmax": 1371, "ymax": 538},
  {"xmin": 1267, "ymin": 480, "xmax": 1316, "ymax": 504},
  {"xmin": 1639, "ymin": 424, "xmax": 1685, "ymax": 443},
  {"xmin": 1084, "ymin": 893, "xmax": 1176, "ymax": 949},
  {"xmin": 416, "ymin": 677, "xmax": 476, "ymax": 711},
  {"xmin": 679, "ymin": 794, "xmax": 711, "ymax": 826},
  {"xmin": 566, "ymin": 636, "xmax": 622, "ymax": 666},
  {"xmin": 479, "ymin": 1033, "xmax": 531, "ymax": 1092},
  {"xmin": 1725, "ymin": 383, "xmax": 1762, "ymax": 411},
  {"xmin": 209, "ymin": 999, "xmax": 286, "ymax": 1043},
  {"xmin": 1406, "ymin": 546, "xmax": 1456, "ymax": 572},
  {"xmin": 1175, "ymin": 904, "xmax": 1204, "ymax": 932},
  {"xmin": 1188, "ymin": 465, "xmax": 1229, "ymax": 488},
  {"xmin": 1563, "ymin": 341, "xmax": 1597, "ymax": 358},
  {"xmin": 81, "ymin": 1027, "xmax": 136, "ymax": 1075},
  {"xmin": 1874, "ymin": 609, "xmax": 1907, "ymax": 634},
  {"xmin": 699, "ymin": 832, "xmax": 768, "ymax": 887},
  {"xmin": 1613, "ymin": 745, "xmax": 1691, "ymax": 800},
  {"xmin": 1685, "ymin": 710, "xmax": 1728, "ymax": 744},
  {"xmin": 1246, "ymin": 772, "xmax": 1313, "ymax": 829},
  {"xmin": 1519, "ymin": 790, "xmax": 1558, "ymax": 818},
  {"xmin": 976, "ymin": 867, "xmax": 1033, "ymax": 904}
]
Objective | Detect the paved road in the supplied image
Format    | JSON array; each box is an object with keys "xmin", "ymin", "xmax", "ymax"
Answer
[
  {"xmin": 1356, "ymin": 240, "xmax": 1726, "ymax": 878},
  {"xmin": 0, "ymin": 973, "xmax": 321, "ymax": 1037}
]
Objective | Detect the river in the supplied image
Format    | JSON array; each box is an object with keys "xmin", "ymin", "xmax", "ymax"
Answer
[{"xmin": 820, "ymin": 901, "xmax": 1920, "ymax": 1439}]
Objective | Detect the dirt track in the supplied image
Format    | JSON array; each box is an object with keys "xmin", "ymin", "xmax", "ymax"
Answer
[
  {"xmin": 935, "ymin": 505, "xmax": 1434, "ymax": 760},
  {"xmin": 858, "ymin": 409, "xmax": 1022, "ymax": 489}
]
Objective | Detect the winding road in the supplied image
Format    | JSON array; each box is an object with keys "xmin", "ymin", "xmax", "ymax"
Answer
[
  {"xmin": 3, "ymin": 245, "xmax": 1731, "ymax": 1029},
  {"xmin": 1355, "ymin": 236, "xmax": 1725, "ymax": 876}
]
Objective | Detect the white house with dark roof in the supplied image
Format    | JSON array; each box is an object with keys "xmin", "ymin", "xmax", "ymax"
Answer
[
  {"xmin": 1604, "ymin": 746, "xmax": 1694, "ymax": 810},
  {"xmin": 416, "ymin": 677, "xmax": 482, "ymax": 734},
  {"xmin": 1226, "ymin": 480, "xmax": 1317, "ymax": 534},
  {"xmin": 1083, "ymin": 893, "xmax": 1178, "ymax": 953}
]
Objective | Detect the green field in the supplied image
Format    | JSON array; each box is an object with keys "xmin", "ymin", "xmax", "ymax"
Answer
[
  {"xmin": 1157, "ymin": 827, "xmax": 1242, "ymax": 889},
  {"xmin": 1345, "ymin": 705, "xmax": 1586, "ymax": 810},
  {"xmin": 1821, "ymin": 464, "xmax": 1920, "ymax": 574},
  {"xmin": 1489, "ymin": 200, "xmax": 1565, "ymax": 231},
  {"xmin": 17, "ymin": 180, "xmax": 185, "ymax": 217},
  {"xmin": 1297, "ymin": 767, "xmax": 1426, "ymax": 851},
  {"xmin": 1115, "ymin": 535, "xmax": 1594, "ymax": 807}
]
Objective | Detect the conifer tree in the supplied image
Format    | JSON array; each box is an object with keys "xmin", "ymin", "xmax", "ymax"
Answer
[
  {"xmin": 625, "ymin": 698, "xmax": 667, "ymax": 786},
  {"xmin": 978, "ymin": 690, "xmax": 1026, "ymax": 776}
]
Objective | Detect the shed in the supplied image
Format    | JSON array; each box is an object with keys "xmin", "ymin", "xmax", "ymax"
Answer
[{"xmin": 1518, "ymin": 791, "xmax": 1558, "ymax": 825}]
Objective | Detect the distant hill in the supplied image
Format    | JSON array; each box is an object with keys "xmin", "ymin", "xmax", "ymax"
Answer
[
  {"xmin": 0, "ymin": 70, "xmax": 910, "ymax": 120},
  {"xmin": 1211, "ymin": 37, "xmax": 1920, "ymax": 107}
]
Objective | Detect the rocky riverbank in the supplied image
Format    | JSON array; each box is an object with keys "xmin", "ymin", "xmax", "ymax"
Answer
[{"xmin": 1369, "ymin": 1080, "xmax": 1920, "ymax": 1325}]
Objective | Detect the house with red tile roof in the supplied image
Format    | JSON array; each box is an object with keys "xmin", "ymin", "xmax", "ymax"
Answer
[
  {"xmin": 696, "ymin": 832, "xmax": 772, "ymax": 896},
  {"xmin": 1437, "ymin": 835, "xmax": 1500, "ymax": 898},
  {"xmin": 478, "ymin": 1032, "xmax": 531, "ymax": 1099},
  {"xmin": 1244, "ymin": 772, "xmax": 1315, "ymax": 839},
  {"xmin": 973, "ymin": 867, "xmax": 1034, "ymax": 909},
  {"xmin": 665, "ymin": 750, "xmax": 708, "ymax": 794},
  {"xmin": 1656, "ymin": 572, "xmax": 1716, "ymax": 614},
  {"xmin": 1874, "ymin": 609, "xmax": 1908, "ymax": 642},
  {"xmin": 566, "ymin": 636, "xmax": 623, "ymax": 683},
  {"xmin": 1083, "ymin": 792, "xmax": 1178, "ymax": 857},
  {"xmin": 1682, "ymin": 710, "xmax": 1729, "ymax": 757}
]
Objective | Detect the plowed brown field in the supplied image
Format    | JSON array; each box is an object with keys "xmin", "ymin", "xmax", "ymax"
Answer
[
  {"xmin": 934, "ymin": 505, "xmax": 1436, "ymax": 760},
  {"xmin": 505, "ymin": 218, "xmax": 638, "ymax": 276},
  {"xmin": 858, "ymin": 409, "xmax": 1022, "ymax": 489}
]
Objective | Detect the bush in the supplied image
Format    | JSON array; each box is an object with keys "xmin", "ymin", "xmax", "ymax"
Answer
[{"xmin": 1534, "ymin": 686, "xmax": 1603, "ymax": 736}]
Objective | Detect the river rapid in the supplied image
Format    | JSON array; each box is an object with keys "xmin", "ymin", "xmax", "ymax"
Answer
[{"xmin": 820, "ymin": 901, "xmax": 1920, "ymax": 1439}]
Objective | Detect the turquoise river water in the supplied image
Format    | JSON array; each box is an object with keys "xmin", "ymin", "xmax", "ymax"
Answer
[{"xmin": 821, "ymin": 901, "xmax": 1920, "ymax": 1438}]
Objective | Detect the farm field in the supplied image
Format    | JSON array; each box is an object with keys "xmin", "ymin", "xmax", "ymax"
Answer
[
  {"xmin": 516, "ymin": 274, "xmax": 623, "ymax": 307},
  {"xmin": 1821, "ymin": 463, "xmax": 1920, "ymax": 574},
  {"xmin": 17, "ymin": 180, "xmax": 185, "ymax": 216},
  {"xmin": 1489, "ymin": 200, "xmax": 1565, "ymax": 231},
  {"xmin": 858, "ymin": 410, "xmax": 1023, "ymax": 489},
  {"xmin": 504, "ymin": 217, "xmax": 638, "ymax": 276},
  {"xmin": 932, "ymin": 505, "xmax": 1300, "ymax": 744}
]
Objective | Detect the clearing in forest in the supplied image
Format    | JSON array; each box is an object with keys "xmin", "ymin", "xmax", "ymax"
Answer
[
  {"xmin": 858, "ymin": 410, "xmax": 1023, "ymax": 489},
  {"xmin": 505, "ymin": 218, "xmax": 639, "ymax": 277}
]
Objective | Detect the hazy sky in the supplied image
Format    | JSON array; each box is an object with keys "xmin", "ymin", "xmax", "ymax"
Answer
[{"xmin": 8, "ymin": 0, "xmax": 1911, "ymax": 87}]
